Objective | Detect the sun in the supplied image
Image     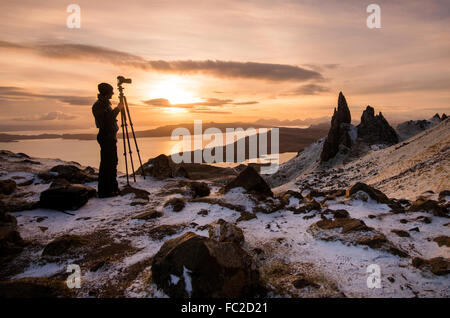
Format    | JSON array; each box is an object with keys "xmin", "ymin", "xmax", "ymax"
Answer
[{"xmin": 148, "ymin": 75, "xmax": 201, "ymax": 106}]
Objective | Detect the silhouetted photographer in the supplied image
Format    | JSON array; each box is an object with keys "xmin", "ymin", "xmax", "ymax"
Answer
[{"xmin": 92, "ymin": 82, "xmax": 124, "ymax": 198}]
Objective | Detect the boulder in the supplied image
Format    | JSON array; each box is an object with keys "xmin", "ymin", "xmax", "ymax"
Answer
[
  {"xmin": 208, "ymin": 219, "xmax": 245, "ymax": 245},
  {"xmin": 149, "ymin": 224, "xmax": 188, "ymax": 240},
  {"xmin": 120, "ymin": 185, "xmax": 150, "ymax": 200},
  {"xmin": 308, "ymin": 217, "xmax": 408, "ymax": 257},
  {"xmin": 438, "ymin": 190, "xmax": 450, "ymax": 202},
  {"xmin": 140, "ymin": 154, "xmax": 174, "ymax": 179},
  {"xmin": 224, "ymin": 166, "xmax": 273, "ymax": 197},
  {"xmin": 292, "ymin": 199, "xmax": 322, "ymax": 214},
  {"xmin": 412, "ymin": 257, "xmax": 450, "ymax": 276},
  {"xmin": 0, "ymin": 179, "xmax": 16, "ymax": 195},
  {"xmin": 39, "ymin": 180, "xmax": 96, "ymax": 211},
  {"xmin": 164, "ymin": 197, "xmax": 186, "ymax": 212},
  {"xmin": 408, "ymin": 198, "xmax": 448, "ymax": 217},
  {"xmin": 346, "ymin": 182, "xmax": 390, "ymax": 204},
  {"xmin": 151, "ymin": 232, "xmax": 263, "ymax": 297},
  {"xmin": 236, "ymin": 211, "xmax": 257, "ymax": 222},
  {"xmin": 0, "ymin": 278, "xmax": 73, "ymax": 298},
  {"xmin": 320, "ymin": 92, "xmax": 353, "ymax": 162},
  {"xmin": 38, "ymin": 165, "xmax": 97, "ymax": 184},
  {"xmin": 391, "ymin": 229, "xmax": 410, "ymax": 238},
  {"xmin": 433, "ymin": 236, "xmax": 450, "ymax": 247},
  {"xmin": 188, "ymin": 182, "xmax": 211, "ymax": 198},
  {"xmin": 42, "ymin": 234, "xmax": 88, "ymax": 257},
  {"xmin": 0, "ymin": 210, "xmax": 27, "ymax": 258},
  {"xmin": 132, "ymin": 210, "xmax": 163, "ymax": 220},
  {"xmin": 357, "ymin": 106, "xmax": 399, "ymax": 145}
]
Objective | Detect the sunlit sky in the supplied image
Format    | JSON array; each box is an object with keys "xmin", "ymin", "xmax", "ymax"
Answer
[{"xmin": 0, "ymin": 0, "xmax": 449, "ymax": 132}]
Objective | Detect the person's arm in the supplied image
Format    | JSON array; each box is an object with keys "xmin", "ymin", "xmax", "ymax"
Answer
[{"xmin": 112, "ymin": 101, "xmax": 124, "ymax": 117}]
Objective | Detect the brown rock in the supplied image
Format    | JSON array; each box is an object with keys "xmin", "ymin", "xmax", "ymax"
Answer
[
  {"xmin": 39, "ymin": 180, "xmax": 96, "ymax": 211},
  {"xmin": 132, "ymin": 210, "xmax": 163, "ymax": 220},
  {"xmin": 346, "ymin": 182, "xmax": 390, "ymax": 204},
  {"xmin": 412, "ymin": 257, "xmax": 450, "ymax": 276},
  {"xmin": 151, "ymin": 232, "xmax": 264, "ymax": 297},
  {"xmin": 0, "ymin": 179, "xmax": 16, "ymax": 195},
  {"xmin": 0, "ymin": 278, "xmax": 72, "ymax": 298},
  {"xmin": 409, "ymin": 198, "xmax": 448, "ymax": 217},
  {"xmin": 224, "ymin": 166, "xmax": 273, "ymax": 197},
  {"xmin": 120, "ymin": 185, "xmax": 150, "ymax": 200},
  {"xmin": 236, "ymin": 211, "xmax": 257, "ymax": 222},
  {"xmin": 42, "ymin": 234, "xmax": 88, "ymax": 257},
  {"xmin": 188, "ymin": 182, "xmax": 211, "ymax": 198},
  {"xmin": 149, "ymin": 224, "xmax": 187, "ymax": 240},
  {"xmin": 208, "ymin": 219, "xmax": 245, "ymax": 245},
  {"xmin": 391, "ymin": 229, "xmax": 411, "ymax": 238},
  {"xmin": 315, "ymin": 217, "xmax": 371, "ymax": 234},
  {"xmin": 433, "ymin": 235, "xmax": 450, "ymax": 247},
  {"xmin": 164, "ymin": 197, "xmax": 186, "ymax": 212}
]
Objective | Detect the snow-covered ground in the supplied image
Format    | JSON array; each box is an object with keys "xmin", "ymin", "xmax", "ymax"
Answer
[{"xmin": 0, "ymin": 119, "xmax": 448, "ymax": 298}]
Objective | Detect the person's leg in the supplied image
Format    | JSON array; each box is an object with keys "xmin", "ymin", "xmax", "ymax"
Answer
[
  {"xmin": 99, "ymin": 138, "xmax": 119, "ymax": 197},
  {"xmin": 97, "ymin": 136, "xmax": 108, "ymax": 197},
  {"xmin": 111, "ymin": 140, "xmax": 119, "ymax": 193}
]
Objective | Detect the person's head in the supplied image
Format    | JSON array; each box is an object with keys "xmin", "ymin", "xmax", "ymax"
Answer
[{"xmin": 98, "ymin": 83, "xmax": 114, "ymax": 99}]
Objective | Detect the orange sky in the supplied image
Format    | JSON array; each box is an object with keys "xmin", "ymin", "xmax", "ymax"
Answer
[{"xmin": 0, "ymin": 0, "xmax": 449, "ymax": 132}]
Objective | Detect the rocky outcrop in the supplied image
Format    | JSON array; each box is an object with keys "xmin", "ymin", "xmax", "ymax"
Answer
[
  {"xmin": 39, "ymin": 179, "xmax": 96, "ymax": 211},
  {"xmin": 0, "ymin": 179, "xmax": 16, "ymax": 195},
  {"xmin": 0, "ymin": 278, "xmax": 73, "ymax": 298},
  {"xmin": 132, "ymin": 210, "xmax": 163, "ymax": 220},
  {"xmin": 38, "ymin": 165, "xmax": 97, "ymax": 184},
  {"xmin": 408, "ymin": 198, "xmax": 448, "ymax": 217},
  {"xmin": 357, "ymin": 106, "xmax": 399, "ymax": 145},
  {"xmin": 163, "ymin": 197, "xmax": 186, "ymax": 212},
  {"xmin": 224, "ymin": 166, "xmax": 273, "ymax": 197},
  {"xmin": 346, "ymin": 182, "xmax": 390, "ymax": 204},
  {"xmin": 141, "ymin": 154, "xmax": 174, "ymax": 179},
  {"xmin": 208, "ymin": 219, "xmax": 245, "ymax": 245},
  {"xmin": 0, "ymin": 210, "xmax": 27, "ymax": 258},
  {"xmin": 412, "ymin": 257, "xmax": 450, "ymax": 276},
  {"xmin": 188, "ymin": 182, "xmax": 210, "ymax": 198},
  {"xmin": 308, "ymin": 216, "xmax": 408, "ymax": 257},
  {"xmin": 151, "ymin": 232, "xmax": 263, "ymax": 297},
  {"xmin": 321, "ymin": 92, "xmax": 353, "ymax": 162},
  {"xmin": 42, "ymin": 234, "xmax": 88, "ymax": 257}
]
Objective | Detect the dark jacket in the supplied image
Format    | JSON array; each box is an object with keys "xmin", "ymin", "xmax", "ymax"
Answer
[{"xmin": 92, "ymin": 95, "xmax": 120, "ymax": 140}]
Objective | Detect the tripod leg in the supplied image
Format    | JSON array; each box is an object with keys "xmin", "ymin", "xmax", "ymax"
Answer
[
  {"xmin": 123, "ymin": 96, "xmax": 146, "ymax": 179},
  {"xmin": 122, "ymin": 107, "xmax": 136, "ymax": 182},
  {"xmin": 121, "ymin": 110, "xmax": 129, "ymax": 185}
]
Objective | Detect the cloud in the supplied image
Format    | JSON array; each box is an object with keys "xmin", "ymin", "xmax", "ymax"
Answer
[
  {"xmin": 13, "ymin": 111, "xmax": 77, "ymax": 121},
  {"xmin": 143, "ymin": 97, "xmax": 258, "ymax": 109},
  {"xmin": 0, "ymin": 86, "xmax": 93, "ymax": 105},
  {"xmin": 282, "ymin": 84, "xmax": 331, "ymax": 96},
  {"xmin": 189, "ymin": 109, "xmax": 232, "ymax": 114},
  {"xmin": 0, "ymin": 40, "xmax": 324, "ymax": 82}
]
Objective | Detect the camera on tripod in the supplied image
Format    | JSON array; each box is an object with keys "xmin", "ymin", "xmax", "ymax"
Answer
[
  {"xmin": 115, "ymin": 75, "xmax": 145, "ymax": 183},
  {"xmin": 117, "ymin": 76, "xmax": 132, "ymax": 85}
]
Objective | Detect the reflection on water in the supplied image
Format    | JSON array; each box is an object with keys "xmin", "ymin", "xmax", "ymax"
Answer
[{"xmin": 0, "ymin": 134, "xmax": 296, "ymax": 173}]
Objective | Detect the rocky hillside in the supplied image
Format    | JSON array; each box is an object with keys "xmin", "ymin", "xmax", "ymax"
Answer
[
  {"xmin": 267, "ymin": 94, "xmax": 449, "ymax": 201},
  {"xmin": 0, "ymin": 144, "xmax": 448, "ymax": 297},
  {"xmin": 0, "ymin": 93, "xmax": 448, "ymax": 298}
]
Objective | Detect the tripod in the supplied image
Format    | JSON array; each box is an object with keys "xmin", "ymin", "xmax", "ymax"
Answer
[{"xmin": 117, "ymin": 78, "xmax": 146, "ymax": 185}]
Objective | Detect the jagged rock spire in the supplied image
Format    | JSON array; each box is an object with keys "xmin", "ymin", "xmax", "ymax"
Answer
[
  {"xmin": 357, "ymin": 105, "xmax": 399, "ymax": 145},
  {"xmin": 320, "ymin": 92, "xmax": 353, "ymax": 162}
]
